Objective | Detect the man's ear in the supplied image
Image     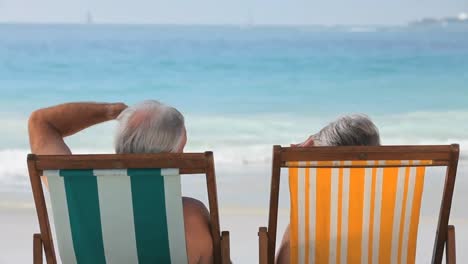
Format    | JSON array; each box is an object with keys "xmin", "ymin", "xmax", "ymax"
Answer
[{"xmin": 176, "ymin": 128, "xmax": 188, "ymax": 153}]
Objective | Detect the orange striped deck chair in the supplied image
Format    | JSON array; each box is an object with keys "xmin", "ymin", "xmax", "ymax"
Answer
[{"xmin": 258, "ymin": 145, "xmax": 459, "ymax": 264}]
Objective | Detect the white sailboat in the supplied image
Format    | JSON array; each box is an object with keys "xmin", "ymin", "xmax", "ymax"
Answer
[{"xmin": 86, "ymin": 11, "xmax": 94, "ymax": 25}]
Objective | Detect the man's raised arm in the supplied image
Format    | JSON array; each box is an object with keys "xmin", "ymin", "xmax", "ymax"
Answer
[{"xmin": 28, "ymin": 102, "xmax": 127, "ymax": 155}]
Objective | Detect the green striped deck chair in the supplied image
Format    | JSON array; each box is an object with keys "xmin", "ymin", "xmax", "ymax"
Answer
[
  {"xmin": 27, "ymin": 152, "xmax": 231, "ymax": 264},
  {"xmin": 258, "ymin": 145, "xmax": 459, "ymax": 264}
]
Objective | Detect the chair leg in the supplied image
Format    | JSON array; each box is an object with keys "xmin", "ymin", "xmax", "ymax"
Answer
[
  {"xmin": 258, "ymin": 227, "xmax": 268, "ymax": 264},
  {"xmin": 221, "ymin": 231, "xmax": 231, "ymax": 264},
  {"xmin": 33, "ymin": 233, "xmax": 43, "ymax": 264},
  {"xmin": 446, "ymin": 225, "xmax": 456, "ymax": 264}
]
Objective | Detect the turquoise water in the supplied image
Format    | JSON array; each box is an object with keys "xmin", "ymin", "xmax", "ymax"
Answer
[
  {"xmin": 2, "ymin": 24, "xmax": 468, "ymax": 114},
  {"xmin": 1, "ymin": 24, "xmax": 468, "ymax": 189}
]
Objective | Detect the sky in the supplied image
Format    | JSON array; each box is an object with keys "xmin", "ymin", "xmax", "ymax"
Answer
[{"xmin": 0, "ymin": 0, "xmax": 467, "ymax": 25}]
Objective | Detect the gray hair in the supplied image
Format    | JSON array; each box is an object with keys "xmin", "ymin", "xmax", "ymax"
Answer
[
  {"xmin": 313, "ymin": 114, "xmax": 380, "ymax": 146},
  {"xmin": 115, "ymin": 100, "xmax": 185, "ymax": 154}
]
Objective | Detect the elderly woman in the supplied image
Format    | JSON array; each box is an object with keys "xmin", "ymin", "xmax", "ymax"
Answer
[
  {"xmin": 277, "ymin": 114, "xmax": 381, "ymax": 264},
  {"xmin": 28, "ymin": 101, "xmax": 214, "ymax": 264}
]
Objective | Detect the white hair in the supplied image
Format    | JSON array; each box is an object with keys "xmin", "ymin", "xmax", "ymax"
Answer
[
  {"xmin": 313, "ymin": 114, "xmax": 380, "ymax": 146},
  {"xmin": 115, "ymin": 100, "xmax": 185, "ymax": 154}
]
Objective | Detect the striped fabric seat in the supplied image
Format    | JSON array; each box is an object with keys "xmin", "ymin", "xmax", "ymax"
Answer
[
  {"xmin": 288, "ymin": 160, "xmax": 429, "ymax": 264},
  {"xmin": 44, "ymin": 168, "xmax": 187, "ymax": 264}
]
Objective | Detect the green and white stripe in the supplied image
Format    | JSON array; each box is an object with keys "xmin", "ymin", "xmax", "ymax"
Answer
[
  {"xmin": 44, "ymin": 168, "xmax": 188, "ymax": 264},
  {"xmin": 46, "ymin": 170, "xmax": 77, "ymax": 264},
  {"xmin": 95, "ymin": 169, "xmax": 138, "ymax": 264}
]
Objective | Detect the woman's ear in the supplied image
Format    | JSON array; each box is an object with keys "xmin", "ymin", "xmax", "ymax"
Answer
[
  {"xmin": 302, "ymin": 136, "xmax": 315, "ymax": 147},
  {"xmin": 291, "ymin": 136, "xmax": 315, "ymax": 147}
]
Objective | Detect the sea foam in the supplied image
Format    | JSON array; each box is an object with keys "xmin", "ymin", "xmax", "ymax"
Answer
[{"xmin": 1, "ymin": 110, "xmax": 468, "ymax": 192}]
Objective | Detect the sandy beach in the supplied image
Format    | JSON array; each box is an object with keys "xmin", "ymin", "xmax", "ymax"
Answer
[{"xmin": 1, "ymin": 162, "xmax": 467, "ymax": 263}]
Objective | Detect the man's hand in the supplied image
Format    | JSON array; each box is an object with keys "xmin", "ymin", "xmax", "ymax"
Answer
[
  {"xmin": 28, "ymin": 102, "xmax": 127, "ymax": 155},
  {"xmin": 107, "ymin": 103, "xmax": 128, "ymax": 120}
]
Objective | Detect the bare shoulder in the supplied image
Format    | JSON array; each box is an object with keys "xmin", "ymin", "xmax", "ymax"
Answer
[{"xmin": 182, "ymin": 197, "xmax": 211, "ymax": 222}]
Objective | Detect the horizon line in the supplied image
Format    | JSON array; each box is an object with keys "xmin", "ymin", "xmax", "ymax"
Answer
[{"xmin": 0, "ymin": 21, "xmax": 407, "ymax": 27}]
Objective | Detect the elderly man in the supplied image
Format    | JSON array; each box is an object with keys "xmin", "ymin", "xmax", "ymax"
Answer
[
  {"xmin": 28, "ymin": 100, "xmax": 214, "ymax": 264},
  {"xmin": 276, "ymin": 114, "xmax": 381, "ymax": 264}
]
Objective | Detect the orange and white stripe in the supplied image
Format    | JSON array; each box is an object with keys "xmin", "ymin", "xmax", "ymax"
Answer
[{"xmin": 288, "ymin": 160, "xmax": 428, "ymax": 264}]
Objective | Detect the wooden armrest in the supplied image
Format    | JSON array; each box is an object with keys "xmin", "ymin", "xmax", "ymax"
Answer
[
  {"xmin": 33, "ymin": 233, "xmax": 43, "ymax": 264},
  {"xmin": 446, "ymin": 225, "xmax": 456, "ymax": 264},
  {"xmin": 221, "ymin": 231, "xmax": 231, "ymax": 264},
  {"xmin": 258, "ymin": 227, "xmax": 268, "ymax": 264}
]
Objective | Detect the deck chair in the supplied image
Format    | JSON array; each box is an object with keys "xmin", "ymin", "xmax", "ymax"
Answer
[
  {"xmin": 27, "ymin": 152, "xmax": 231, "ymax": 264},
  {"xmin": 258, "ymin": 145, "xmax": 459, "ymax": 264}
]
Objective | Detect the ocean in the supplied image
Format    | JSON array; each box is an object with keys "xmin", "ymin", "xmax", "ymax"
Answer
[{"xmin": 0, "ymin": 24, "xmax": 467, "ymax": 263}]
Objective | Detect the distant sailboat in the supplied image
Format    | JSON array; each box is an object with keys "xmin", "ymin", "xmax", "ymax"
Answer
[
  {"xmin": 240, "ymin": 10, "xmax": 255, "ymax": 28},
  {"xmin": 247, "ymin": 10, "xmax": 254, "ymax": 27},
  {"xmin": 86, "ymin": 11, "xmax": 94, "ymax": 25}
]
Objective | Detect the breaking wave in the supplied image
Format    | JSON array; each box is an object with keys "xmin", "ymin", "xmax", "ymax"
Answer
[{"xmin": 1, "ymin": 110, "xmax": 467, "ymax": 191}]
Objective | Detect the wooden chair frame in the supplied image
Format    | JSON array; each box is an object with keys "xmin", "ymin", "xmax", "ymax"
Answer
[
  {"xmin": 27, "ymin": 151, "xmax": 231, "ymax": 264},
  {"xmin": 258, "ymin": 144, "xmax": 459, "ymax": 264}
]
